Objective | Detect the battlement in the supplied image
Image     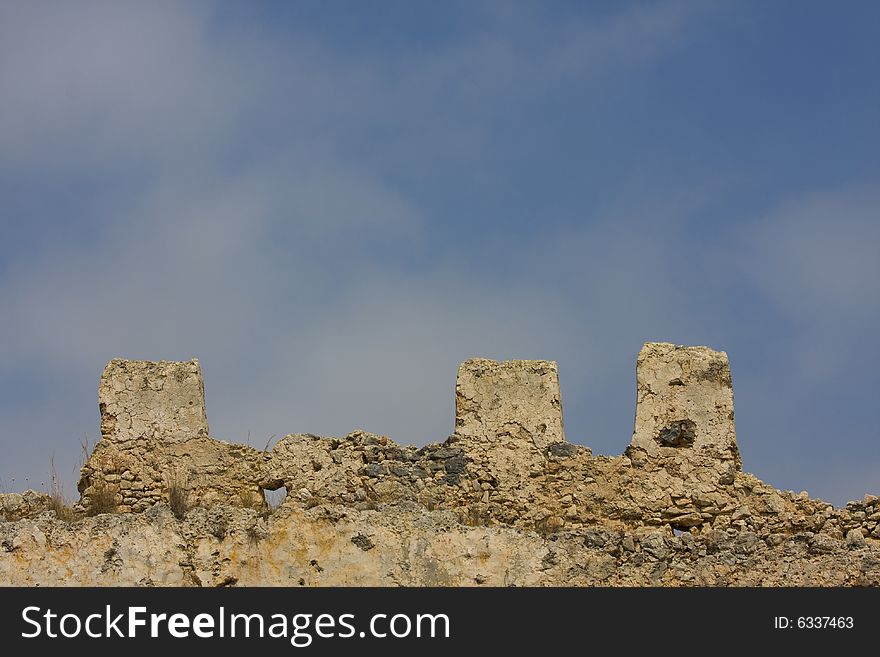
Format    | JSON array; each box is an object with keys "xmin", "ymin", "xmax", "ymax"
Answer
[
  {"xmin": 628, "ymin": 342, "xmax": 741, "ymax": 483},
  {"xmin": 78, "ymin": 359, "xmax": 263, "ymax": 514},
  {"xmin": 3, "ymin": 342, "xmax": 879, "ymax": 587},
  {"xmin": 98, "ymin": 358, "xmax": 209, "ymax": 445},
  {"xmin": 76, "ymin": 342, "xmax": 747, "ymax": 522}
]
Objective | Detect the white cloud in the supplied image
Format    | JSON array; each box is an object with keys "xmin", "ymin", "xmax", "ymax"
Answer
[
  {"xmin": 0, "ymin": 2, "xmax": 223, "ymax": 165},
  {"xmin": 732, "ymin": 182, "xmax": 880, "ymax": 384},
  {"xmin": 741, "ymin": 182, "xmax": 880, "ymax": 319},
  {"xmin": 547, "ymin": 0, "xmax": 700, "ymax": 80}
]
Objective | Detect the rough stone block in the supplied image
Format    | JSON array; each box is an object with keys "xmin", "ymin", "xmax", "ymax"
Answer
[
  {"xmin": 99, "ymin": 358, "xmax": 209, "ymax": 444},
  {"xmin": 629, "ymin": 342, "xmax": 741, "ymax": 472},
  {"xmin": 455, "ymin": 358, "xmax": 565, "ymax": 452}
]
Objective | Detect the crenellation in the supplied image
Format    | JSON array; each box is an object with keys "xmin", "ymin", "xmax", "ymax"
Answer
[
  {"xmin": 628, "ymin": 342, "xmax": 741, "ymax": 485},
  {"xmin": 3, "ymin": 342, "xmax": 878, "ymax": 586},
  {"xmin": 98, "ymin": 358, "xmax": 209, "ymax": 444},
  {"xmin": 78, "ymin": 358, "xmax": 264, "ymax": 515},
  {"xmin": 455, "ymin": 358, "xmax": 565, "ymax": 453}
]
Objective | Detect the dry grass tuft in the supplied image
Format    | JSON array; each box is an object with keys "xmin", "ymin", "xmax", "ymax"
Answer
[
  {"xmin": 48, "ymin": 456, "xmax": 76, "ymax": 522},
  {"xmin": 167, "ymin": 469, "xmax": 191, "ymax": 520},
  {"xmin": 86, "ymin": 482, "xmax": 118, "ymax": 516}
]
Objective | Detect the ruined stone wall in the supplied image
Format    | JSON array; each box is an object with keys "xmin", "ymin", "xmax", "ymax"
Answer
[
  {"xmin": 2, "ymin": 343, "xmax": 879, "ymax": 586},
  {"xmin": 3, "ymin": 502, "xmax": 879, "ymax": 587},
  {"xmin": 78, "ymin": 359, "xmax": 265, "ymax": 513},
  {"xmin": 0, "ymin": 491, "xmax": 50, "ymax": 523}
]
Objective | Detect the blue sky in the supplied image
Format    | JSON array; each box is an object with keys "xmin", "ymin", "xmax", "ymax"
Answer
[{"xmin": 1, "ymin": 0, "xmax": 878, "ymax": 505}]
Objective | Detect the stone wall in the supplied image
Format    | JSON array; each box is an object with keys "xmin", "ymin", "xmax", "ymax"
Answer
[
  {"xmin": 78, "ymin": 358, "xmax": 265, "ymax": 513},
  {"xmin": 3, "ymin": 502, "xmax": 878, "ymax": 587},
  {"xmin": 0, "ymin": 491, "xmax": 50, "ymax": 522},
  {"xmin": 2, "ymin": 343, "xmax": 878, "ymax": 586}
]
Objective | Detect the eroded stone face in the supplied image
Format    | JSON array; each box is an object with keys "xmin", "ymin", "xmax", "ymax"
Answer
[
  {"xmin": 99, "ymin": 359, "xmax": 209, "ymax": 445},
  {"xmin": 79, "ymin": 359, "xmax": 263, "ymax": 514},
  {"xmin": 0, "ymin": 491, "xmax": 50, "ymax": 522},
  {"xmin": 455, "ymin": 358, "xmax": 565, "ymax": 452},
  {"xmin": 629, "ymin": 342, "xmax": 741, "ymax": 476},
  {"xmin": 453, "ymin": 359, "xmax": 567, "ymax": 486}
]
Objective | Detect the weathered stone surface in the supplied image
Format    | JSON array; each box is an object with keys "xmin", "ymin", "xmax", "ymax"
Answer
[
  {"xmin": 3, "ymin": 346, "xmax": 878, "ymax": 587},
  {"xmin": 1, "ymin": 501, "xmax": 878, "ymax": 586},
  {"xmin": 99, "ymin": 358, "xmax": 209, "ymax": 445},
  {"xmin": 454, "ymin": 358, "xmax": 565, "ymax": 488},
  {"xmin": 453, "ymin": 358, "xmax": 567, "ymax": 494},
  {"xmin": 0, "ymin": 491, "xmax": 50, "ymax": 522},
  {"xmin": 455, "ymin": 359, "xmax": 564, "ymax": 452},
  {"xmin": 629, "ymin": 343, "xmax": 741, "ymax": 477}
]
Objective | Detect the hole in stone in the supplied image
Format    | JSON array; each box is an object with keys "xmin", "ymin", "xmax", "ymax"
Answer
[
  {"xmin": 264, "ymin": 486, "xmax": 287, "ymax": 510},
  {"xmin": 655, "ymin": 419, "xmax": 696, "ymax": 447}
]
